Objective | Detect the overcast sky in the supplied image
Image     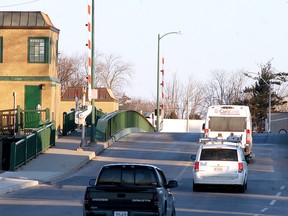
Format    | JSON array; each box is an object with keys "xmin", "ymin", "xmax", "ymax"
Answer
[{"xmin": 2, "ymin": 0, "xmax": 288, "ymax": 100}]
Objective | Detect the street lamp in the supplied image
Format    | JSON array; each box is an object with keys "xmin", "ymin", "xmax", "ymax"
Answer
[
  {"xmin": 244, "ymin": 72, "xmax": 281, "ymax": 132},
  {"xmin": 156, "ymin": 31, "xmax": 181, "ymax": 132}
]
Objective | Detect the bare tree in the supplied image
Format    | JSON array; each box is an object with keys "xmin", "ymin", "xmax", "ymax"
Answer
[
  {"xmin": 163, "ymin": 73, "xmax": 206, "ymax": 119},
  {"xmin": 57, "ymin": 52, "xmax": 133, "ymax": 100},
  {"xmin": 203, "ymin": 70, "xmax": 246, "ymax": 106},
  {"xmin": 164, "ymin": 73, "xmax": 184, "ymax": 119},
  {"xmin": 186, "ymin": 76, "xmax": 205, "ymax": 119},
  {"xmin": 96, "ymin": 54, "xmax": 133, "ymax": 98},
  {"xmin": 119, "ymin": 95, "xmax": 155, "ymax": 114},
  {"xmin": 57, "ymin": 53, "xmax": 87, "ymax": 95}
]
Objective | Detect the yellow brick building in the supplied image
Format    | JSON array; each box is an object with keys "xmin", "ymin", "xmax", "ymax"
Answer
[
  {"xmin": 0, "ymin": 11, "xmax": 119, "ymax": 132},
  {"xmin": 0, "ymin": 11, "xmax": 61, "ymax": 129}
]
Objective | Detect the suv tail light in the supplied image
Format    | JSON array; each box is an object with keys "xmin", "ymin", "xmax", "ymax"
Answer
[
  {"xmin": 194, "ymin": 162, "xmax": 199, "ymax": 172},
  {"xmin": 204, "ymin": 129, "xmax": 209, "ymax": 137},
  {"xmin": 238, "ymin": 162, "xmax": 243, "ymax": 173},
  {"xmin": 246, "ymin": 129, "xmax": 251, "ymax": 145}
]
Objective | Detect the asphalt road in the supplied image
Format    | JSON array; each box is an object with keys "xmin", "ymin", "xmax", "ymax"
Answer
[{"xmin": 0, "ymin": 132, "xmax": 287, "ymax": 216}]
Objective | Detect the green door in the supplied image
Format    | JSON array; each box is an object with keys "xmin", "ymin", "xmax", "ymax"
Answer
[{"xmin": 25, "ymin": 85, "xmax": 41, "ymax": 128}]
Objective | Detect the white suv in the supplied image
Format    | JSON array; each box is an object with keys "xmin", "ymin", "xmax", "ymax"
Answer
[{"xmin": 191, "ymin": 143, "xmax": 248, "ymax": 192}]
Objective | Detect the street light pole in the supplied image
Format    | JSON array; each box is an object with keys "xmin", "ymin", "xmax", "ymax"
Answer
[
  {"xmin": 156, "ymin": 31, "xmax": 181, "ymax": 132},
  {"xmin": 268, "ymin": 82, "xmax": 271, "ymax": 132}
]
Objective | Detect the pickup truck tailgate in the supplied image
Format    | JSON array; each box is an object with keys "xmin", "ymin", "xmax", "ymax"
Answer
[{"xmin": 84, "ymin": 186, "xmax": 159, "ymax": 211}]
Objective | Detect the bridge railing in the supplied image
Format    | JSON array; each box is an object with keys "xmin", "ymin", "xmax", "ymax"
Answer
[
  {"xmin": 96, "ymin": 110, "xmax": 155, "ymax": 142},
  {"xmin": 6, "ymin": 121, "xmax": 56, "ymax": 171}
]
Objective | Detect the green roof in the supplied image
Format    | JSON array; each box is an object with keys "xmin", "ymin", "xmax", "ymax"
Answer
[{"xmin": 0, "ymin": 11, "xmax": 59, "ymax": 32}]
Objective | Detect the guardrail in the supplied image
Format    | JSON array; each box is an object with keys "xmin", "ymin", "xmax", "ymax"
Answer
[
  {"xmin": 7, "ymin": 121, "xmax": 56, "ymax": 171},
  {"xmin": 96, "ymin": 110, "xmax": 155, "ymax": 142}
]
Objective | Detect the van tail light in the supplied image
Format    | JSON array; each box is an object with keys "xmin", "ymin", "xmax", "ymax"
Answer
[
  {"xmin": 246, "ymin": 129, "xmax": 251, "ymax": 145},
  {"xmin": 238, "ymin": 162, "xmax": 243, "ymax": 173},
  {"xmin": 194, "ymin": 162, "xmax": 199, "ymax": 172},
  {"xmin": 204, "ymin": 129, "xmax": 209, "ymax": 137}
]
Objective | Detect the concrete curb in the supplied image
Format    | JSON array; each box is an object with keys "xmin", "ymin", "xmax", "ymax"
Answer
[
  {"xmin": 0, "ymin": 177, "xmax": 38, "ymax": 194},
  {"xmin": 0, "ymin": 139, "xmax": 112, "ymax": 194}
]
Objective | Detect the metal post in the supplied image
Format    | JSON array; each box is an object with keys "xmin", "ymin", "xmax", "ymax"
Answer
[
  {"xmin": 13, "ymin": 92, "xmax": 16, "ymax": 136},
  {"xmin": 186, "ymin": 97, "xmax": 189, "ymax": 132},
  {"xmin": 80, "ymin": 88, "xmax": 87, "ymax": 148},
  {"xmin": 268, "ymin": 82, "xmax": 271, "ymax": 133},
  {"xmin": 90, "ymin": 0, "xmax": 96, "ymax": 143},
  {"xmin": 156, "ymin": 34, "xmax": 160, "ymax": 132}
]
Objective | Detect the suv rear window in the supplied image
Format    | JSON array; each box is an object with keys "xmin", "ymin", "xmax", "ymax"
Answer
[{"xmin": 200, "ymin": 149, "xmax": 238, "ymax": 161}]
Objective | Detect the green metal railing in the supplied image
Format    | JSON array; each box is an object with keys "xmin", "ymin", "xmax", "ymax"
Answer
[
  {"xmin": 0, "ymin": 106, "xmax": 51, "ymax": 136},
  {"xmin": 8, "ymin": 121, "xmax": 56, "ymax": 171},
  {"xmin": 62, "ymin": 107, "xmax": 106, "ymax": 136},
  {"xmin": 23, "ymin": 107, "xmax": 50, "ymax": 129},
  {"xmin": 62, "ymin": 109, "xmax": 76, "ymax": 136},
  {"xmin": 96, "ymin": 110, "xmax": 155, "ymax": 142}
]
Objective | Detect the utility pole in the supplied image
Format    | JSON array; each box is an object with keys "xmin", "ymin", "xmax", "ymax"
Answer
[{"xmin": 90, "ymin": 0, "xmax": 96, "ymax": 143}]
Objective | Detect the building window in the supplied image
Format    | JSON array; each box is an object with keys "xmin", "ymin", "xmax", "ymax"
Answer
[
  {"xmin": 0, "ymin": 37, "xmax": 3, "ymax": 63},
  {"xmin": 28, "ymin": 37, "xmax": 50, "ymax": 63}
]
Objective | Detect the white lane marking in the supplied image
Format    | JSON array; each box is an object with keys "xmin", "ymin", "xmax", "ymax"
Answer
[
  {"xmin": 261, "ymin": 208, "xmax": 268, "ymax": 212},
  {"xmin": 270, "ymin": 200, "xmax": 276, "ymax": 205},
  {"xmin": 268, "ymin": 190, "xmax": 283, "ymax": 206},
  {"xmin": 258, "ymin": 184, "xmax": 285, "ymax": 214},
  {"xmin": 176, "ymin": 161, "xmax": 193, "ymax": 181}
]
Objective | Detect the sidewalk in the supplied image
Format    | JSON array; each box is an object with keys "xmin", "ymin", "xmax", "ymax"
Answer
[{"xmin": 0, "ymin": 131, "xmax": 110, "ymax": 195}]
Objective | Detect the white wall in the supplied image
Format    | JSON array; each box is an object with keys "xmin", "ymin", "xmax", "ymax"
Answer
[{"xmin": 161, "ymin": 119, "xmax": 205, "ymax": 133}]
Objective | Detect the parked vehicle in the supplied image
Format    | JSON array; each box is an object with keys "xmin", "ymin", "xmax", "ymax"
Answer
[
  {"xmin": 202, "ymin": 105, "xmax": 253, "ymax": 162},
  {"xmin": 191, "ymin": 142, "xmax": 248, "ymax": 192},
  {"xmin": 83, "ymin": 163, "xmax": 178, "ymax": 216}
]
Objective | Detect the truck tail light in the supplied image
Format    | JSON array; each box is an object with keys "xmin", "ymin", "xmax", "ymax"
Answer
[
  {"xmin": 153, "ymin": 193, "xmax": 159, "ymax": 205},
  {"xmin": 238, "ymin": 162, "xmax": 243, "ymax": 173},
  {"xmin": 85, "ymin": 193, "xmax": 91, "ymax": 200},
  {"xmin": 194, "ymin": 162, "xmax": 199, "ymax": 172},
  {"xmin": 246, "ymin": 129, "xmax": 251, "ymax": 145}
]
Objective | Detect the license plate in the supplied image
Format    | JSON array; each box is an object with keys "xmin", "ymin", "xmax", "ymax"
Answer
[
  {"xmin": 214, "ymin": 167, "xmax": 223, "ymax": 172},
  {"xmin": 114, "ymin": 211, "xmax": 128, "ymax": 216}
]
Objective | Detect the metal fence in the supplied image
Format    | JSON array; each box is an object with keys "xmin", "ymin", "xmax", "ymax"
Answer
[{"xmin": 6, "ymin": 121, "xmax": 56, "ymax": 171}]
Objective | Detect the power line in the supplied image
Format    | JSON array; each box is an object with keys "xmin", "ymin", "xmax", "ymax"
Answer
[{"xmin": 0, "ymin": 0, "xmax": 39, "ymax": 8}]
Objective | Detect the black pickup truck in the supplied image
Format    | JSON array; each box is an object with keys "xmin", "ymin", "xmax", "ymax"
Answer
[{"xmin": 83, "ymin": 163, "xmax": 178, "ymax": 216}]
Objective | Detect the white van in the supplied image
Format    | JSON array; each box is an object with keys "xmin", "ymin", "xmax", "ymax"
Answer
[
  {"xmin": 202, "ymin": 105, "xmax": 253, "ymax": 162},
  {"xmin": 191, "ymin": 143, "xmax": 248, "ymax": 192}
]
